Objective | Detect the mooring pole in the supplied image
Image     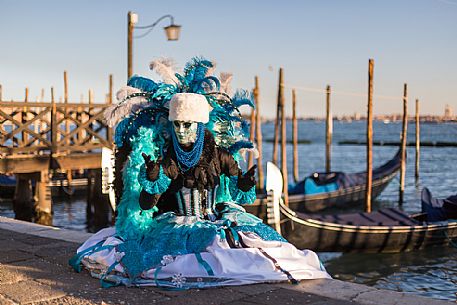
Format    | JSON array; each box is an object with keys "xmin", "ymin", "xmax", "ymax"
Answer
[
  {"xmin": 415, "ymin": 98, "xmax": 420, "ymax": 183},
  {"xmin": 254, "ymin": 76, "xmax": 264, "ymax": 191},
  {"xmin": 292, "ymin": 89, "xmax": 299, "ymax": 183},
  {"xmin": 273, "ymin": 68, "xmax": 283, "ymax": 165},
  {"xmin": 34, "ymin": 170, "xmax": 52, "ymax": 226},
  {"xmin": 280, "ymin": 70, "xmax": 289, "ymax": 207},
  {"xmin": 107, "ymin": 74, "xmax": 114, "ymax": 144},
  {"xmin": 64, "ymin": 71, "xmax": 69, "ymax": 146},
  {"xmin": 366, "ymin": 59, "xmax": 374, "ymax": 213},
  {"xmin": 325, "ymin": 85, "xmax": 332, "ymax": 173},
  {"xmin": 399, "ymin": 84, "xmax": 408, "ymax": 205},
  {"xmin": 247, "ymin": 107, "xmax": 255, "ymax": 169}
]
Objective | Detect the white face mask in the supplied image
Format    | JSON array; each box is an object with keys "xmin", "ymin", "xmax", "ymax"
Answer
[{"xmin": 173, "ymin": 121, "xmax": 198, "ymax": 145}]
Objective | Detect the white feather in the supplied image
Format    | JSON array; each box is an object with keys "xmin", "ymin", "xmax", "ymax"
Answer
[
  {"xmin": 104, "ymin": 86, "xmax": 148, "ymax": 127},
  {"xmin": 205, "ymin": 61, "xmax": 217, "ymax": 77},
  {"xmin": 220, "ymin": 72, "xmax": 233, "ymax": 95},
  {"xmin": 149, "ymin": 57, "xmax": 178, "ymax": 84}
]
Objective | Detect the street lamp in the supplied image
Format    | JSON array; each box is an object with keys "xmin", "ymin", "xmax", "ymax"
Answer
[{"xmin": 127, "ymin": 11, "xmax": 182, "ymax": 80}]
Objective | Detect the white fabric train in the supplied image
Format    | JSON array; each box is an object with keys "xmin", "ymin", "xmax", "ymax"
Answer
[{"xmin": 78, "ymin": 225, "xmax": 331, "ymax": 288}]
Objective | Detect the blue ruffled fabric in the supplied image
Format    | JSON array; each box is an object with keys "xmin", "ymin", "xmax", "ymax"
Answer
[
  {"xmin": 138, "ymin": 164, "xmax": 171, "ymax": 195},
  {"xmin": 115, "ymin": 210, "xmax": 285, "ymax": 282}
]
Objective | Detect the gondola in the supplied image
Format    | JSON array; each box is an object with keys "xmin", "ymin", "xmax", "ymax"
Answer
[
  {"xmin": 278, "ymin": 184, "xmax": 457, "ymax": 253},
  {"xmin": 246, "ymin": 149, "xmax": 401, "ymax": 217},
  {"xmin": 287, "ymin": 149, "xmax": 402, "ymax": 212}
]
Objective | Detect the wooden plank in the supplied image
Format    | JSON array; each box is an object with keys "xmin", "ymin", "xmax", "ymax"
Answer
[
  {"xmin": 0, "ymin": 101, "xmax": 110, "ymax": 108},
  {"xmin": 0, "ymin": 152, "xmax": 102, "ymax": 173}
]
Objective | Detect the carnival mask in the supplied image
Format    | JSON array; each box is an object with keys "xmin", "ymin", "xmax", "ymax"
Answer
[{"xmin": 173, "ymin": 120, "xmax": 198, "ymax": 145}]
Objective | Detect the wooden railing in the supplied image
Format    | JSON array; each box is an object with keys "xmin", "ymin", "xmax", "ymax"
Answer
[{"xmin": 0, "ymin": 101, "xmax": 112, "ymax": 156}]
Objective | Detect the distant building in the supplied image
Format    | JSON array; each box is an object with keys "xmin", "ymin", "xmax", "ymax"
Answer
[{"xmin": 444, "ymin": 104, "xmax": 453, "ymax": 119}]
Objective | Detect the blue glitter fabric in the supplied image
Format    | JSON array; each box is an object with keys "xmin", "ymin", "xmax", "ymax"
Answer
[
  {"xmin": 115, "ymin": 211, "xmax": 286, "ymax": 282},
  {"xmin": 138, "ymin": 164, "xmax": 171, "ymax": 194},
  {"xmin": 228, "ymin": 176, "xmax": 257, "ymax": 205}
]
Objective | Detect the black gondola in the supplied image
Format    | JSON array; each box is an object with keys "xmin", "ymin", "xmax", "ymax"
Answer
[
  {"xmin": 288, "ymin": 149, "xmax": 402, "ymax": 212},
  {"xmin": 280, "ymin": 187, "xmax": 457, "ymax": 253},
  {"xmin": 246, "ymin": 149, "xmax": 401, "ymax": 217}
]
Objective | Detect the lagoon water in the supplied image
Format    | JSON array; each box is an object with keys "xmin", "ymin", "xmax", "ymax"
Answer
[{"xmin": 1, "ymin": 120, "xmax": 456, "ymax": 301}]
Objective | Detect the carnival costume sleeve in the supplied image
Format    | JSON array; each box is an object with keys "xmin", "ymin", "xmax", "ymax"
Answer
[
  {"xmin": 138, "ymin": 153, "xmax": 172, "ymax": 210},
  {"xmin": 218, "ymin": 149, "xmax": 257, "ymax": 204}
]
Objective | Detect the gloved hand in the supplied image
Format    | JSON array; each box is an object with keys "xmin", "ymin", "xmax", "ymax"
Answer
[
  {"xmin": 237, "ymin": 165, "xmax": 257, "ymax": 192},
  {"xmin": 142, "ymin": 153, "xmax": 161, "ymax": 181}
]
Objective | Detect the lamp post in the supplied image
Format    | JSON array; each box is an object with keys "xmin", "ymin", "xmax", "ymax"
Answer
[{"xmin": 127, "ymin": 11, "xmax": 181, "ymax": 80}]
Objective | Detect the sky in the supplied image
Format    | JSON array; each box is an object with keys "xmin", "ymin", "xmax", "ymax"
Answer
[{"xmin": 1, "ymin": 0, "xmax": 456, "ymax": 118}]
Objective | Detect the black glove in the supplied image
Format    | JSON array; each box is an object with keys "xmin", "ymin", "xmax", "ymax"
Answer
[
  {"xmin": 142, "ymin": 153, "xmax": 161, "ymax": 181},
  {"xmin": 237, "ymin": 165, "xmax": 257, "ymax": 192},
  {"xmin": 139, "ymin": 189, "xmax": 157, "ymax": 210}
]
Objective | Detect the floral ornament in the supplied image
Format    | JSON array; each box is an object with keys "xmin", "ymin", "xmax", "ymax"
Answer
[
  {"xmin": 161, "ymin": 255, "xmax": 175, "ymax": 266},
  {"xmin": 171, "ymin": 273, "xmax": 186, "ymax": 288}
]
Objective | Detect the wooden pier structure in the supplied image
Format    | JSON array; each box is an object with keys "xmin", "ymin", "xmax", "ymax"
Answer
[{"xmin": 0, "ymin": 97, "xmax": 113, "ymax": 227}]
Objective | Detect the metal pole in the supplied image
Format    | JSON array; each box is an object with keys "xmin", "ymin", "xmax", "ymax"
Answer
[
  {"xmin": 399, "ymin": 84, "xmax": 408, "ymax": 205},
  {"xmin": 325, "ymin": 85, "xmax": 332, "ymax": 173},
  {"xmin": 365, "ymin": 59, "xmax": 374, "ymax": 213}
]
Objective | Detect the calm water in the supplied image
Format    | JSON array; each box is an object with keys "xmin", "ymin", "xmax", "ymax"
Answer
[{"xmin": 1, "ymin": 120, "xmax": 456, "ymax": 301}]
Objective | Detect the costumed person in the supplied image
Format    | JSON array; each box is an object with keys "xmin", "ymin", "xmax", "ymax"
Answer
[{"xmin": 70, "ymin": 57, "xmax": 330, "ymax": 288}]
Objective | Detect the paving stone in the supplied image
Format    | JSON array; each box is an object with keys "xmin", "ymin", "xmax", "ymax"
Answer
[
  {"xmin": 159, "ymin": 287, "xmax": 248, "ymax": 305},
  {"xmin": 225, "ymin": 288, "xmax": 360, "ymax": 305},
  {"xmin": 0, "ymin": 294, "xmax": 15, "ymax": 305},
  {"xmin": 0, "ymin": 239, "xmax": 30, "ymax": 253},
  {"xmin": 229, "ymin": 283, "xmax": 281, "ymax": 296},
  {"xmin": 0, "ymin": 263, "xmax": 29, "ymax": 284},
  {"xmin": 0, "ymin": 250, "xmax": 35, "ymax": 264},
  {"xmin": 278, "ymin": 279, "xmax": 377, "ymax": 302},
  {"xmin": 0, "ymin": 280, "xmax": 66, "ymax": 304},
  {"xmin": 69, "ymin": 286, "xmax": 169, "ymax": 305},
  {"xmin": 7, "ymin": 258, "xmax": 97, "ymax": 294},
  {"xmin": 353, "ymin": 289, "xmax": 454, "ymax": 305},
  {"xmin": 33, "ymin": 242, "xmax": 79, "ymax": 267}
]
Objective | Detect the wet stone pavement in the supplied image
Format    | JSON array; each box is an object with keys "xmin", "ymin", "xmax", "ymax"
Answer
[{"xmin": 0, "ymin": 216, "xmax": 453, "ymax": 305}]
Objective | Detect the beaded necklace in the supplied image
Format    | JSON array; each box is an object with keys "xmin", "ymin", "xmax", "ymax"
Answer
[{"xmin": 172, "ymin": 122, "xmax": 205, "ymax": 172}]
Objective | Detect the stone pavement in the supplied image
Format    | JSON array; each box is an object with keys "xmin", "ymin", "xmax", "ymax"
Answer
[{"xmin": 0, "ymin": 216, "xmax": 454, "ymax": 305}]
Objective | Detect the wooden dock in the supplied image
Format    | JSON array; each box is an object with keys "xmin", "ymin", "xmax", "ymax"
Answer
[{"xmin": 0, "ymin": 99, "xmax": 112, "ymax": 227}]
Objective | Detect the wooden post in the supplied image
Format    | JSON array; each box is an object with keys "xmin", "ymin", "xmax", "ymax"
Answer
[
  {"xmin": 127, "ymin": 11, "xmax": 134, "ymax": 80},
  {"xmin": 87, "ymin": 169, "xmax": 110, "ymax": 231},
  {"xmin": 64, "ymin": 71, "xmax": 70, "ymax": 145},
  {"xmin": 280, "ymin": 70, "xmax": 289, "ymax": 206},
  {"xmin": 254, "ymin": 76, "xmax": 264, "ymax": 191},
  {"xmin": 13, "ymin": 174, "xmax": 34, "ymax": 222},
  {"xmin": 34, "ymin": 170, "xmax": 52, "ymax": 226},
  {"xmin": 366, "ymin": 59, "xmax": 374, "ymax": 213},
  {"xmin": 292, "ymin": 89, "xmax": 299, "ymax": 183},
  {"xmin": 325, "ymin": 85, "xmax": 332, "ymax": 173},
  {"xmin": 107, "ymin": 74, "xmax": 114, "ymax": 145},
  {"xmin": 399, "ymin": 84, "xmax": 408, "ymax": 204},
  {"xmin": 22, "ymin": 88, "xmax": 29, "ymax": 146},
  {"xmin": 51, "ymin": 87, "xmax": 57, "ymax": 155},
  {"xmin": 415, "ymin": 98, "xmax": 420, "ymax": 182},
  {"xmin": 272, "ymin": 68, "xmax": 283, "ymax": 165},
  {"xmin": 247, "ymin": 107, "xmax": 255, "ymax": 169}
]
